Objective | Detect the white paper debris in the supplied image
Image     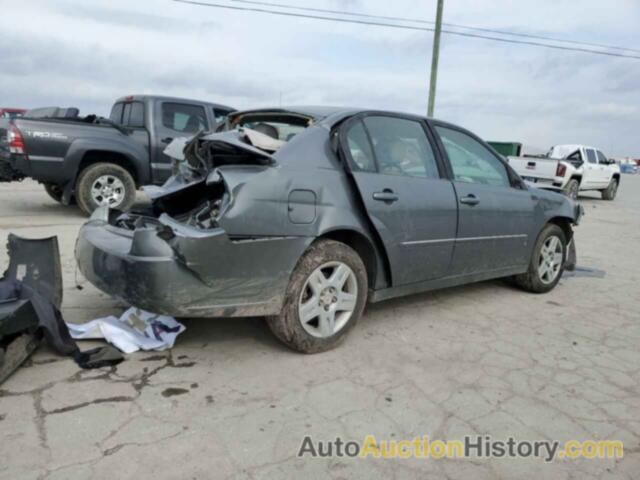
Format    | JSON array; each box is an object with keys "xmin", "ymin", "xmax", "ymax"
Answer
[{"xmin": 67, "ymin": 307, "xmax": 186, "ymax": 354}]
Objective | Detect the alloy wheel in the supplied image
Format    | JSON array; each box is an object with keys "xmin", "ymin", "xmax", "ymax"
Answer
[
  {"xmin": 538, "ymin": 235, "xmax": 563, "ymax": 284},
  {"xmin": 91, "ymin": 175, "xmax": 125, "ymax": 207},
  {"xmin": 298, "ymin": 261, "xmax": 358, "ymax": 338}
]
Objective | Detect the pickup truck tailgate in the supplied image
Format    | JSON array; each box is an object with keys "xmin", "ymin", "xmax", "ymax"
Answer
[{"xmin": 507, "ymin": 156, "xmax": 558, "ymax": 183}]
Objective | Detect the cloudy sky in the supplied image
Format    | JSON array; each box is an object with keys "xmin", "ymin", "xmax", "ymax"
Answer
[{"xmin": 1, "ymin": 0, "xmax": 639, "ymax": 156}]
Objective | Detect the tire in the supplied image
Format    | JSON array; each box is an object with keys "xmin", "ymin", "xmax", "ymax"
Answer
[
  {"xmin": 43, "ymin": 183, "xmax": 64, "ymax": 203},
  {"xmin": 563, "ymin": 178, "xmax": 580, "ymax": 200},
  {"xmin": 267, "ymin": 239, "xmax": 368, "ymax": 354},
  {"xmin": 513, "ymin": 223, "xmax": 566, "ymax": 294},
  {"xmin": 601, "ymin": 178, "xmax": 618, "ymax": 201},
  {"xmin": 75, "ymin": 163, "xmax": 136, "ymax": 215}
]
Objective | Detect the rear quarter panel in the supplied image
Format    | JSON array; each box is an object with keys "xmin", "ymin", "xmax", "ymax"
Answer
[{"xmin": 215, "ymin": 125, "xmax": 389, "ymax": 289}]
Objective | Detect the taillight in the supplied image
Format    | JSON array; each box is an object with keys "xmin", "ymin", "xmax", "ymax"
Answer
[
  {"xmin": 556, "ymin": 163, "xmax": 567, "ymax": 177},
  {"xmin": 8, "ymin": 124, "xmax": 26, "ymax": 155}
]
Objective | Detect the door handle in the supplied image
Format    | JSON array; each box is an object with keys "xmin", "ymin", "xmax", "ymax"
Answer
[
  {"xmin": 161, "ymin": 137, "xmax": 174, "ymax": 144},
  {"xmin": 460, "ymin": 194, "xmax": 480, "ymax": 206},
  {"xmin": 372, "ymin": 189, "xmax": 398, "ymax": 204}
]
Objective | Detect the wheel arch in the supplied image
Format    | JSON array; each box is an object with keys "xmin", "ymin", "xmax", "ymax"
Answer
[
  {"xmin": 547, "ymin": 216, "xmax": 574, "ymax": 243},
  {"xmin": 569, "ymin": 174, "xmax": 582, "ymax": 184},
  {"xmin": 78, "ymin": 150, "xmax": 140, "ymax": 186},
  {"xmin": 316, "ymin": 228, "xmax": 391, "ymax": 290}
]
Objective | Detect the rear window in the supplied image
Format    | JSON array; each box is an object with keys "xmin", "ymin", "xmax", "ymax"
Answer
[
  {"xmin": 127, "ymin": 102, "xmax": 145, "ymax": 128},
  {"xmin": 213, "ymin": 108, "xmax": 233, "ymax": 125},
  {"xmin": 109, "ymin": 103, "xmax": 124, "ymax": 123},
  {"xmin": 230, "ymin": 113, "xmax": 312, "ymax": 143},
  {"xmin": 1, "ymin": 111, "xmax": 23, "ymax": 119}
]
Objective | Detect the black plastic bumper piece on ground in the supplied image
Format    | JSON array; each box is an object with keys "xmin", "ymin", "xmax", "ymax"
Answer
[{"xmin": 0, "ymin": 234, "xmax": 124, "ymax": 385}]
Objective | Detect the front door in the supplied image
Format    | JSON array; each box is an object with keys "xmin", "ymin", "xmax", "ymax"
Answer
[
  {"xmin": 151, "ymin": 101, "xmax": 210, "ymax": 184},
  {"xmin": 339, "ymin": 114, "xmax": 458, "ymax": 286},
  {"xmin": 433, "ymin": 124, "xmax": 536, "ymax": 275}
]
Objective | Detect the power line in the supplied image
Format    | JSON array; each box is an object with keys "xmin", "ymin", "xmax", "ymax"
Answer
[
  {"xmin": 226, "ymin": 0, "xmax": 640, "ymax": 54},
  {"xmin": 174, "ymin": 0, "xmax": 640, "ymax": 60}
]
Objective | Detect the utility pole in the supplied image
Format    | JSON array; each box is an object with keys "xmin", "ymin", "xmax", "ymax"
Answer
[{"xmin": 427, "ymin": 0, "xmax": 444, "ymax": 117}]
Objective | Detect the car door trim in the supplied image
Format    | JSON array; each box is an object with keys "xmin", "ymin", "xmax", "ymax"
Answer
[{"xmin": 401, "ymin": 233, "xmax": 527, "ymax": 246}]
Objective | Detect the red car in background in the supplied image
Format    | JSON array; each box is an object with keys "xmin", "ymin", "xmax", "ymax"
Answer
[{"xmin": 0, "ymin": 108, "xmax": 26, "ymax": 119}]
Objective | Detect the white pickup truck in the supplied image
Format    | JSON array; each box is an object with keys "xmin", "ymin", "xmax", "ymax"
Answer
[{"xmin": 506, "ymin": 144, "xmax": 620, "ymax": 200}]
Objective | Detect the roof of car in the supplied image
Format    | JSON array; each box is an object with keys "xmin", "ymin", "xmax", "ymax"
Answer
[{"xmin": 227, "ymin": 106, "xmax": 481, "ymax": 135}]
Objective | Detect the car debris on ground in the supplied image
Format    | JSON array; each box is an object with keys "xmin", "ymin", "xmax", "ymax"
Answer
[
  {"xmin": 0, "ymin": 234, "xmax": 123, "ymax": 385},
  {"xmin": 68, "ymin": 307, "xmax": 186, "ymax": 354}
]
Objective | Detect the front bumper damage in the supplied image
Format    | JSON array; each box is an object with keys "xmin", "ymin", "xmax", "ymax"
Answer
[
  {"xmin": 75, "ymin": 207, "xmax": 311, "ymax": 318},
  {"xmin": 564, "ymin": 202, "xmax": 583, "ymax": 272}
]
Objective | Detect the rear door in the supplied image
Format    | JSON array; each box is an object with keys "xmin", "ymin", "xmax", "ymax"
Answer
[
  {"xmin": 433, "ymin": 124, "xmax": 535, "ymax": 275},
  {"xmin": 119, "ymin": 101, "xmax": 150, "ymax": 166},
  {"xmin": 339, "ymin": 113, "xmax": 458, "ymax": 286},
  {"xmin": 582, "ymin": 148, "xmax": 601, "ymax": 188},
  {"xmin": 151, "ymin": 101, "xmax": 210, "ymax": 184}
]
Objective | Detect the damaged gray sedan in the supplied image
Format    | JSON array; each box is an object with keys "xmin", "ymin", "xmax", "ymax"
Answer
[{"xmin": 75, "ymin": 107, "xmax": 583, "ymax": 353}]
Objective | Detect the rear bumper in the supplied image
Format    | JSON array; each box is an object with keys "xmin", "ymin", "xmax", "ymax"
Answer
[
  {"xmin": 75, "ymin": 208, "xmax": 312, "ymax": 318},
  {"xmin": 0, "ymin": 152, "xmax": 26, "ymax": 182}
]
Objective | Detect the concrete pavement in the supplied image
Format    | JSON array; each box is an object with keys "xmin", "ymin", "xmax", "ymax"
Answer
[{"xmin": 0, "ymin": 177, "xmax": 639, "ymax": 479}]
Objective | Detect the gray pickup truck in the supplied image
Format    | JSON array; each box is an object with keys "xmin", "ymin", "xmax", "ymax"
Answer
[{"xmin": 0, "ymin": 95, "xmax": 234, "ymax": 213}]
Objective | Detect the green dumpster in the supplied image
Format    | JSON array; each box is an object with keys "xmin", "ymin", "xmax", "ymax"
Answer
[{"xmin": 488, "ymin": 141, "xmax": 522, "ymax": 157}]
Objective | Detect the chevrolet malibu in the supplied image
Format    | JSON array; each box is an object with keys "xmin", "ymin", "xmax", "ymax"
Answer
[{"xmin": 76, "ymin": 107, "xmax": 582, "ymax": 353}]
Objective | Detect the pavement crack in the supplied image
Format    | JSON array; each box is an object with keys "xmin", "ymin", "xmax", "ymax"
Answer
[{"xmin": 46, "ymin": 395, "xmax": 135, "ymax": 415}]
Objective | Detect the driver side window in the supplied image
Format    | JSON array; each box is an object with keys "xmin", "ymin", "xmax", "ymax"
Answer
[{"xmin": 435, "ymin": 126, "xmax": 511, "ymax": 187}]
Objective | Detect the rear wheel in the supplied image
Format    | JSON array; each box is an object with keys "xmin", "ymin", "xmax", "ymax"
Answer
[
  {"xmin": 513, "ymin": 224, "xmax": 566, "ymax": 294},
  {"xmin": 267, "ymin": 239, "xmax": 368, "ymax": 353},
  {"xmin": 75, "ymin": 163, "xmax": 136, "ymax": 215},
  {"xmin": 601, "ymin": 178, "xmax": 618, "ymax": 200},
  {"xmin": 563, "ymin": 178, "xmax": 580, "ymax": 200},
  {"xmin": 43, "ymin": 183, "xmax": 64, "ymax": 203}
]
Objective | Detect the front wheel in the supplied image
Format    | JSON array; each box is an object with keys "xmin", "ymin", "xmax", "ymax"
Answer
[
  {"xmin": 601, "ymin": 178, "xmax": 618, "ymax": 201},
  {"xmin": 75, "ymin": 163, "xmax": 136, "ymax": 215},
  {"xmin": 267, "ymin": 239, "xmax": 368, "ymax": 353},
  {"xmin": 513, "ymin": 224, "xmax": 566, "ymax": 294}
]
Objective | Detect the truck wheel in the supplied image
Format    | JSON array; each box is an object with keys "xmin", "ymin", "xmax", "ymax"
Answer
[
  {"xmin": 513, "ymin": 223, "xmax": 566, "ymax": 294},
  {"xmin": 75, "ymin": 163, "xmax": 136, "ymax": 215},
  {"xmin": 43, "ymin": 183, "xmax": 64, "ymax": 203},
  {"xmin": 267, "ymin": 239, "xmax": 368, "ymax": 354},
  {"xmin": 601, "ymin": 178, "xmax": 618, "ymax": 201},
  {"xmin": 563, "ymin": 178, "xmax": 580, "ymax": 200}
]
